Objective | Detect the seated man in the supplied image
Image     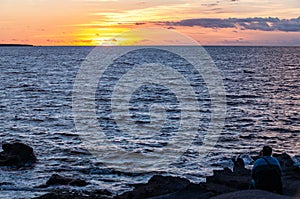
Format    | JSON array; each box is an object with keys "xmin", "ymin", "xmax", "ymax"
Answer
[{"xmin": 251, "ymin": 146, "xmax": 283, "ymax": 194}]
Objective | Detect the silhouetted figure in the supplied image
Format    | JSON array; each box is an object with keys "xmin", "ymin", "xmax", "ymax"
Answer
[
  {"xmin": 251, "ymin": 146, "xmax": 283, "ymax": 194},
  {"xmin": 232, "ymin": 156, "xmax": 250, "ymax": 175}
]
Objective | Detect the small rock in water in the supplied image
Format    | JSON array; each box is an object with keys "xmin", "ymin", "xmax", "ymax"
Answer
[
  {"xmin": 46, "ymin": 174, "xmax": 71, "ymax": 186},
  {"xmin": 39, "ymin": 174, "xmax": 89, "ymax": 187},
  {"xmin": 0, "ymin": 142, "xmax": 36, "ymax": 168},
  {"xmin": 69, "ymin": 178, "xmax": 89, "ymax": 187}
]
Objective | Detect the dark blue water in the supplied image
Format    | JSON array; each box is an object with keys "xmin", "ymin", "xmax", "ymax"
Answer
[{"xmin": 0, "ymin": 46, "xmax": 299, "ymax": 198}]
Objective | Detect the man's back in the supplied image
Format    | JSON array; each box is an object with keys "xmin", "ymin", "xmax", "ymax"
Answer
[{"xmin": 252, "ymin": 156, "xmax": 282, "ymax": 194}]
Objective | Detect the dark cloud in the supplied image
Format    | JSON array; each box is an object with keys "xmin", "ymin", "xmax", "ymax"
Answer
[
  {"xmin": 169, "ymin": 18, "xmax": 236, "ymax": 28},
  {"xmin": 276, "ymin": 17, "xmax": 300, "ymax": 32},
  {"xmin": 166, "ymin": 16, "xmax": 300, "ymax": 32},
  {"xmin": 135, "ymin": 22, "xmax": 146, "ymax": 25}
]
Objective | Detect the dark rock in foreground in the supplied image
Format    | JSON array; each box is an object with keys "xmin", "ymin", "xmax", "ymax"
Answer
[
  {"xmin": 205, "ymin": 167, "xmax": 251, "ymax": 195},
  {"xmin": 117, "ymin": 175, "xmax": 191, "ymax": 199},
  {"xmin": 0, "ymin": 142, "xmax": 36, "ymax": 167},
  {"xmin": 147, "ymin": 183, "xmax": 215, "ymax": 199},
  {"xmin": 210, "ymin": 190, "xmax": 292, "ymax": 199},
  {"xmin": 34, "ymin": 189, "xmax": 113, "ymax": 199},
  {"xmin": 116, "ymin": 168, "xmax": 251, "ymax": 199}
]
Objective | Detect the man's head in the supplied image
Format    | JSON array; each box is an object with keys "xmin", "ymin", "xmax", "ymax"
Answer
[{"xmin": 263, "ymin": 146, "xmax": 272, "ymax": 156}]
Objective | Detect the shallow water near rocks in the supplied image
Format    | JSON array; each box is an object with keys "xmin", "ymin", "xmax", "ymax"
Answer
[{"xmin": 0, "ymin": 46, "xmax": 299, "ymax": 198}]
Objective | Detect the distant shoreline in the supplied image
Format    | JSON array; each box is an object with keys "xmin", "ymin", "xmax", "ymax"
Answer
[{"xmin": 0, "ymin": 44, "xmax": 34, "ymax": 47}]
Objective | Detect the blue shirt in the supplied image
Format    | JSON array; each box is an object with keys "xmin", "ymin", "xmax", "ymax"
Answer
[{"xmin": 252, "ymin": 156, "xmax": 282, "ymax": 172}]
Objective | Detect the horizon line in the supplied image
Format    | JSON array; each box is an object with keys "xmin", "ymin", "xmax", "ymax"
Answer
[{"xmin": 1, "ymin": 44, "xmax": 300, "ymax": 47}]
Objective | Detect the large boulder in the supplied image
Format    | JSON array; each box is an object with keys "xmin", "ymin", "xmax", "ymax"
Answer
[
  {"xmin": 210, "ymin": 189, "xmax": 292, "ymax": 199},
  {"xmin": 273, "ymin": 153, "xmax": 296, "ymax": 171},
  {"xmin": 0, "ymin": 142, "xmax": 36, "ymax": 167},
  {"xmin": 272, "ymin": 153, "xmax": 300, "ymax": 196},
  {"xmin": 206, "ymin": 167, "xmax": 251, "ymax": 192},
  {"xmin": 117, "ymin": 175, "xmax": 190, "ymax": 199},
  {"xmin": 150, "ymin": 183, "xmax": 215, "ymax": 199}
]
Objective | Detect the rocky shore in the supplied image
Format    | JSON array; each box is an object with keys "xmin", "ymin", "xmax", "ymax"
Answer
[{"xmin": 1, "ymin": 142, "xmax": 299, "ymax": 199}]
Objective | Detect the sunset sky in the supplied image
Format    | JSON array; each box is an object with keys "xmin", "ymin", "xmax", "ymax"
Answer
[{"xmin": 1, "ymin": 0, "xmax": 300, "ymax": 46}]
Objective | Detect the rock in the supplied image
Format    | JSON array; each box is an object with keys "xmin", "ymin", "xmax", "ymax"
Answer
[
  {"xmin": 41, "ymin": 174, "xmax": 89, "ymax": 187},
  {"xmin": 117, "ymin": 175, "xmax": 190, "ymax": 199},
  {"xmin": 205, "ymin": 182, "xmax": 238, "ymax": 194},
  {"xmin": 270, "ymin": 153, "xmax": 300, "ymax": 196},
  {"xmin": 46, "ymin": 174, "xmax": 72, "ymax": 186},
  {"xmin": 206, "ymin": 167, "xmax": 251, "ymax": 191},
  {"xmin": 210, "ymin": 189, "xmax": 292, "ymax": 199},
  {"xmin": 281, "ymin": 169, "xmax": 300, "ymax": 197},
  {"xmin": 69, "ymin": 179, "xmax": 89, "ymax": 187},
  {"xmin": 0, "ymin": 182, "xmax": 13, "ymax": 186},
  {"xmin": 0, "ymin": 142, "xmax": 36, "ymax": 167},
  {"xmin": 34, "ymin": 189, "xmax": 113, "ymax": 199},
  {"xmin": 273, "ymin": 153, "xmax": 295, "ymax": 170},
  {"xmin": 150, "ymin": 183, "xmax": 215, "ymax": 199}
]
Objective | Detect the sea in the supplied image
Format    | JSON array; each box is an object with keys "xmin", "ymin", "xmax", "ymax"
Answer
[{"xmin": 0, "ymin": 46, "xmax": 299, "ymax": 198}]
